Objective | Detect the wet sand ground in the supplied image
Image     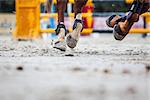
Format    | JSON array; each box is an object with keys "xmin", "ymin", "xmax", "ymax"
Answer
[{"xmin": 0, "ymin": 34, "xmax": 150, "ymax": 100}]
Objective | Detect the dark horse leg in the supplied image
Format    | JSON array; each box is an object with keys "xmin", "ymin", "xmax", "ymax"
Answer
[
  {"xmin": 106, "ymin": 0, "xmax": 149, "ymax": 41},
  {"xmin": 53, "ymin": 0, "xmax": 88, "ymax": 50},
  {"xmin": 53, "ymin": 0, "xmax": 68, "ymax": 51},
  {"xmin": 57, "ymin": 0, "xmax": 68, "ymax": 23}
]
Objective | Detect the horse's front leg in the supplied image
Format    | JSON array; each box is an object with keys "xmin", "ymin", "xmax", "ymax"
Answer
[{"xmin": 66, "ymin": 0, "xmax": 88, "ymax": 49}]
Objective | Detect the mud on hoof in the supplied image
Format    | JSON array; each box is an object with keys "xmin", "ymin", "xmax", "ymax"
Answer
[{"xmin": 66, "ymin": 34, "xmax": 78, "ymax": 49}]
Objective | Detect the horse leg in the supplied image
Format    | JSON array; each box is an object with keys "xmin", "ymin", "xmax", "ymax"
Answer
[
  {"xmin": 53, "ymin": 0, "xmax": 68, "ymax": 51},
  {"xmin": 106, "ymin": 1, "xmax": 149, "ymax": 28},
  {"xmin": 106, "ymin": 0, "xmax": 149, "ymax": 41},
  {"xmin": 57, "ymin": 0, "xmax": 68, "ymax": 23},
  {"xmin": 113, "ymin": 0, "xmax": 147, "ymax": 40},
  {"xmin": 74, "ymin": 0, "xmax": 88, "ymax": 18},
  {"xmin": 66, "ymin": 0, "xmax": 88, "ymax": 49}
]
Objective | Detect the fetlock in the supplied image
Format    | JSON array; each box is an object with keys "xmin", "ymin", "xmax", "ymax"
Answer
[
  {"xmin": 73, "ymin": 19, "xmax": 83, "ymax": 32},
  {"xmin": 55, "ymin": 23, "xmax": 67, "ymax": 36}
]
